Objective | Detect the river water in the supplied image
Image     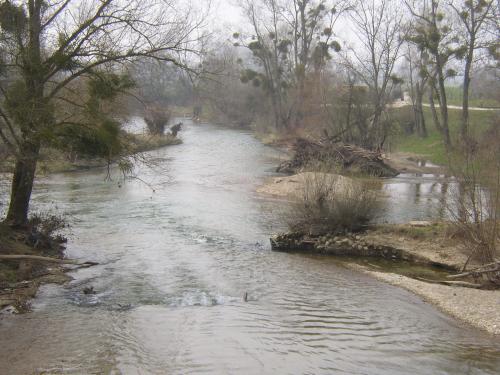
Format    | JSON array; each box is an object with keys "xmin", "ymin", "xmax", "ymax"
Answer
[{"xmin": 1, "ymin": 121, "xmax": 499, "ymax": 374}]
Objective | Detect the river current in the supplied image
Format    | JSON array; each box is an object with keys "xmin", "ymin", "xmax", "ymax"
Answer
[{"xmin": 0, "ymin": 120, "xmax": 499, "ymax": 374}]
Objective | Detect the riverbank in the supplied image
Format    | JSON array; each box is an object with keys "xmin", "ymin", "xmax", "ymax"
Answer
[
  {"xmin": 0, "ymin": 133, "xmax": 181, "ymax": 175},
  {"xmin": 0, "ymin": 223, "xmax": 71, "ymax": 314},
  {"xmin": 39, "ymin": 133, "xmax": 182, "ymax": 174},
  {"xmin": 258, "ymin": 167, "xmax": 500, "ymax": 335},
  {"xmin": 0, "ymin": 130, "xmax": 180, "ymax": 313},
  {"xmin": 268, "ymin": 221, "xmax": 500, "ymax": 335}
]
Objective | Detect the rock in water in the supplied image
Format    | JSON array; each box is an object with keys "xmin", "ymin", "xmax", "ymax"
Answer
[{"xmin": 83, "ymin": 286, "xmax": 96, "ymax": 295}]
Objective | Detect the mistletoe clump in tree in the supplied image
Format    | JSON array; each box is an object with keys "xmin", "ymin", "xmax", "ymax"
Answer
[{"xmin": 234, "ymin": 0, "xmax": 350, "ymax": 130}]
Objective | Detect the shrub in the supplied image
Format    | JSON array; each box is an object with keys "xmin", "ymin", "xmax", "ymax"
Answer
[
  {"xmin": 144, "ymin": 105, "xmax": 171, "ymax": 135},
  {"xmin": 27, "ymin": 212, "xmax": 68, "ymax": 250},
  {"xmin": 446, "ymin": 124, "xmax": 500, "ymax": 286},
  {"xmin": 288, "ymin": 172, "xmax": 379, "ymax": 235}
]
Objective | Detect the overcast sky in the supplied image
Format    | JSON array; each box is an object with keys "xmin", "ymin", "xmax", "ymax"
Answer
[
  {"xmin": 211, "ymin": 0, "xmax": 245, "ymax": 29},
  {"xmin": 209, "ymin": 0, "xmax": 355, "ymax": 47}
]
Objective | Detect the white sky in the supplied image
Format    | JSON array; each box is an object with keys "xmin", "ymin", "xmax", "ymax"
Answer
[
  {"xmin": 210, "ymin": 0, "xmax": 245, "ymax": 29},
  {"xmin": 210, "ymin": 0, "xmax": 356, "ymax": 46}
]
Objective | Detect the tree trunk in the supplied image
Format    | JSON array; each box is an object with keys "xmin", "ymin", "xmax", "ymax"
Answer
[
  {"xmin": 5, "ymin": 1, "xmax": 44, "ymax": 227},
  {"xmin": 415, "ymin": 82, "xmax": 427, "ymax": 138},
  {"xmin": 429, "ymin": 86, "xmax": 442, "ymax": 133},
  {"xmin": 370, "ymin": 103, "xmax": 383, "ymax": 150},
  {"xmin": 436, "ymin": 67, "xmax": 451, "ymax": 149},
  {"xmin": 461, "ymin": 48, "xmax": 473, "ymax": 143},
  {"xmin": 6, "ymin": 140, "xmax": 40, "ymax": 226}
]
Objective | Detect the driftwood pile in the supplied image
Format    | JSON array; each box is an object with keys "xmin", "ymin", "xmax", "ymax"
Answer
[{"xmin": 277, "ymin": 137, "xmax": 399, "ymax": 177}]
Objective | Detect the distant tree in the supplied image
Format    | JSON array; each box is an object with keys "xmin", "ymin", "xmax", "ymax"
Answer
[
  {"xmin": 405, "ymin": 0, "xmax": 459, "ymax": 149},
  {"xmin": 199, "ymin": 43, "xmax": 264, "ymax": 127},
  {"xmin": 404, "ymin": 43, "xmax": 429, "ymax": 137},
  {"xmin": 144, "ymin": 105, "xmax": 171, "ymax": 136},
  {"xmin": 345, "ymin": 0, "xmax": 406, "ymax": 149},
  {"xmin": 235, "ymin": 0, "xmax": 294, "ymax": 130},
  {"xmin": 281, "ymin": 0, "xmax": 351, "ymax": 127},
  {"xmin": 235, "ymin": 0, "xmax": 350, "ymax": 130},
  {"xmin": 0, "ymin": 0, "xmax": 202, "ymax": 226},
  {"xmin": 449, "ymin": 0, "xmax": 496, "ymax": 142}
]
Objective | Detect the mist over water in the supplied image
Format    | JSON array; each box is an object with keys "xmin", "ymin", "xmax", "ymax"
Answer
[{"xmin": 1, "ymin": 121, "xmax": 499, "ymax": 374}]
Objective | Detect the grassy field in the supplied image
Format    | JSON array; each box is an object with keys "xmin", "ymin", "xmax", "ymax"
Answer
[
  {"xmin": 423, "ymin": 86, "xmax": 500, "ymax": 109},
  {"xmin": 391, "ymin": 106, "xmax": 498, "ymax": 165}
]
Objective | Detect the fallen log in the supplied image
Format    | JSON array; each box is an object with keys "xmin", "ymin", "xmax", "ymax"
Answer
[
  {"xmin": 447, "ymin": 261, "xmax": 500, "ymax": 279},
  {"xmin": 415, "ymin": 277, "xmax": 483, "ymax": 289},
  {"xmin": 0, "ymin": 255, "xmax": 98, "ymax": 267}
]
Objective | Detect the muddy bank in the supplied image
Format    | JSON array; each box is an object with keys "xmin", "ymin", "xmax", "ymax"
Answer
[
  {"xmin": 1, "ymin": 133, "xmax": 181, "ymax": 175},
  {"xmin": 384, "ymin": 152, "xmax": 446, "ymax": 175},
  {"xmin": 0, "ymin": 224, "xmax": 72, "ymax": 314}
]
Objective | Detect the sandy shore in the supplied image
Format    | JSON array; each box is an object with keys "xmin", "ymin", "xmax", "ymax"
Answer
[{"xmin": 256, "ymin": 172, "xmax": 354, "ymax": 199}]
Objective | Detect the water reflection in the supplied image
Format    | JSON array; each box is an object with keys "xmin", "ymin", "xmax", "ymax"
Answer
[{"xmin": 380, "ymin": 172, "xmax": 458, "ymax": 223}]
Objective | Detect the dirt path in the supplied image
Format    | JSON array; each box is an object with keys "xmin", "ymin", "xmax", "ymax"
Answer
[{"xmin": 391, "ymin": 99, "xmax": 500, "ymax": 111}]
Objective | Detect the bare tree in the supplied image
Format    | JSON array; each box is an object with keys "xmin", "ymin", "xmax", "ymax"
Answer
[
  {"xmin": 236, "ymin": 0, "xmax": 350, "ymax": 130},
  {"xmin": 346, "ymin": 0, "xmax": 406, "ymax": 149},
  {"xmin": 236, "ymin": 0, "xmax": 292, "ymax": 130},
  {"xmin": 0, "ymin": 0, "xmax": 204, "ymax": 226},
  {"xmin": 199, "ymin": 41, "xmax": 264, "ymax": 127},
  {"xmin": 281, "ymin": 0, "xmax": 351, "ymax": 127},
  {"xmin": 449, "ymin": 0, "xmax": 496, "ymax": 142},
  {"xmin": 405, "ymin": 0, "xmax": 458, "ymax": 149},
  {"xmin": 404, "ymin": 43, "xmax": 429, "ymax": 137}
]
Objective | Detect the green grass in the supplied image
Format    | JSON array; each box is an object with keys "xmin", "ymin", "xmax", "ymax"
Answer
[
  {"xmin": 423, "ymin": 86, "xmax": 500, "ymax": 108},
  {"xmin": 392, "ymin": 107, "xmax": 497, "ymax": 165}
]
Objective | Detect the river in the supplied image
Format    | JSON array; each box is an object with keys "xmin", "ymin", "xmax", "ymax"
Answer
[{"xmin": 1, "ymin": 120, "xmax": 499, "ymax": 374}]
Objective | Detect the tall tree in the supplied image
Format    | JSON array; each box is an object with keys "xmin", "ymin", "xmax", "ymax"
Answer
[
  {"xmin": 282, "ymin": 0, "xmax": 350, "ymax": 127},
  {"xmin": 346, "ymin": 0, "xmax": 406, "ymax": 149},
  {"xmin": 405, "ymin": 43, "xmax": 429, "ymax": 137},
  {"xmin": 236, "ymin": 0, "xmax": 349, "ymax": 130},
  {"xmin": 236, "ymin": 0, "xmax": 292, "ymax": 130},
  {"xmin": 0, "ymin": 0, "xmax": 202, "ymax": 226},
  {"xmin": 406, "ymin": 0, "xmax": 457, "ymax": 149},
  {"xmin": 450, "ymin": 0, "xmax": 496, "ymax": 142}
]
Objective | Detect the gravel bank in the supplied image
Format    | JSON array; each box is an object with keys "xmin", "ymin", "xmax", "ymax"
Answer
[{"xmin": 349, "ymin": 263, "xmax": 500, "ymax": 335}]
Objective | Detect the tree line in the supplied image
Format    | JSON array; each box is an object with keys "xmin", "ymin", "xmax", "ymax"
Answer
[
  {"xmin": 0, "ymin": 0, "xmax": 498, "ymax": 228},
  {"xmin": 200, "ymin": 0, "xmax": 498, "ymax": 150}
]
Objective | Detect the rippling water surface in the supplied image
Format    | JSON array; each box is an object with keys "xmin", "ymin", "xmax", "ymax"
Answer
[{"xmin": 1, "ymin": 121, "xmax": 499, "ymax": 374}]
